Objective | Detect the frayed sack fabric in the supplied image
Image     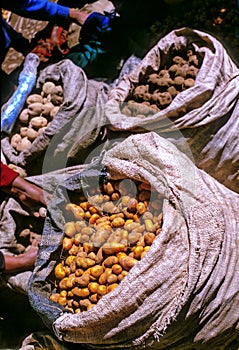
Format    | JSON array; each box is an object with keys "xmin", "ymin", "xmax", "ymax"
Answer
[
  {"xmin": 28, "ymin": 132, "xmax": 239, "ymax": 349},
  {"xmin": 105, "ymin": 28, "xmax": 239, "ymax": 193},
  {"xmin": 0, "ymin": 198, "xmax": 33, "ymax": 293},
  {"xmin": 1, "ymin": 59, "xmax": 110, "ymax": 174}
]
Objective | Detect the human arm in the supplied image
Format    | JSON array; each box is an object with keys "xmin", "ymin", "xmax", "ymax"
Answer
[
  {"xmin": 1, "ymin": 162, "xmax": 50, "ymax": 216},
  {"xmin": 1, "ymin": 0, "xmax": 90, "ymax": 25},
  {"xmin": 0, "ymin": 245, "xmax": 38, "ymax": 273}
]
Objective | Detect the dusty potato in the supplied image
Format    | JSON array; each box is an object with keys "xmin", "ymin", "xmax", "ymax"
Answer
[
  {"xmin": 16, "ymin": 137, "xmax": 31, "ymax": 152},
  {"xmin": 10, "ymin": 133, "xmax": 22, "ymax": 148},
  {"xmin": 28, "ymin": 102, "xmax": 43, "ymax": 117},
  {"xmin": 26, "ymin": 94, "xmax": 43, "ymax": 105},
  {"xmin": 30, "ymin": 116, "xmax": 48, "ymax": 129},
  {"xmin": 26, "ymin": 128, "xmax": 39, "ymax": 141},
  {"xmin": 19, "ymin": 109, "xmax": 29, "ymax": 124},
  {"xmin": 42, "ymin": 81, "xmax": 56, "ymax": 96},
  {"xmin": 42, "ymin": 102, "xmax": 54, "ymax": 116},
  {"xmin": 20, "ymin": 127, "xmax": 28, "ymax": 138}
]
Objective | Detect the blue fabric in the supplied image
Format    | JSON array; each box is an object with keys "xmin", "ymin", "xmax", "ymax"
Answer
[
  {"xmin": 1, "ymin": 53, "xmax": 39, "ymax": 134},
  {"xmin": 80, "ymin": 11, "xmax": 114, "ymax": 44},
  {"xmin": 1, "ymin": 0, "xmax": 69, "ymax": 22},
  {"xmin": 67, "ymin": 41, "xmax": 105, "ymax": 68},
  {"xmin": 67, "ymin": 11, "xmax": 117, "ymax": 68},
  {"xmin": 0, "ymin": 18, "xmax": 29, "ymax": 64}
]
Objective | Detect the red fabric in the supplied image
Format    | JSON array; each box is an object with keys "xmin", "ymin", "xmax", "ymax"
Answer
[
  {"xmin": 0, "ymin": 162, "xmax": 19, "ymax": 188},
  {"xmin": 31, "ymin": 25, "xmax": 69, "ymax": 62}
]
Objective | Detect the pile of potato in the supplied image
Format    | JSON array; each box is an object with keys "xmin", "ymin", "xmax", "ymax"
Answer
[
  {"xmin": 121, "ymin": 47, "xmax": 202, "ymax": 117},
  {"xmin": 10, "ymin": 81, "xmax": 63, "ymax": 153},
  {"xmin": 49, "ymin": 179, "xmax": 163, "ymax": 313}
]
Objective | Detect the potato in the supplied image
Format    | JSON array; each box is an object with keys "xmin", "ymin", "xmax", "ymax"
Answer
[
  {"xmin": 55, "ymin": 263, "xmax": 66, "ymax": 279},
  {"xmin": 38, "ymin": 127, "xmax": 47, "ymax": 135},
  {"xmin": 26, "ymin": 94, "xmax": 43, "ymax": 105},
  {"xmin": 42, "ymin": 81, "xmax": 56, "ymax": 96},
  {"xmin": 54, "ymin": 85, "xmax": 63, "ymax": 96},
  {"xmin": 26, "ymin": 128, "xmax": 39, "ymax": 141},
  {"xmin": 30, "ymin": 116, "xmax": 48, "ymax": 129},
  {"xmin": 19, "ymin": 108, "xmax": 29, "ymax": 124},
  {"xmin": 42, "ymin": 102, "xmax": 54, "ymax": 116},
  {"xmin": 49, "ymin": 179, "xmax": 164, "ymax": 314},
  {"xmin": 50, "ymin": 94, "xmax": 64, "ymax": 106},
  {"xmin": 50, "ymin": 106, "xmax": 60, "ymax": 119},
  {"xmin": 16, "ymin": 137, "xmax": 31, "ymax": 152},
  {"xmin": 20, "ymin": 127, "xmax": 28, "ymax": 138},
  {"xmin": 28, "ymin": 102, "xmax": 43, "ymax": 116}
]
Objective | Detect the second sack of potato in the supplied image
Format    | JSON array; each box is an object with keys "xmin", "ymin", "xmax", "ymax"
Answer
[{"xmin": 105, "ymin": 28, "xmax": 239, "ymax": 193}]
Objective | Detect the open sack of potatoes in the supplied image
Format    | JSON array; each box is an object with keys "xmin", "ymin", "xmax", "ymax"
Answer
[
  {"xmin": 1, "ymin": 59, "xmax": 110, "ymax": 175},
  {"xmin": 105, "ymin": 28, "xmax": 239, "ymax": 193},
  {"xmin": 27, "ymin": 132, "xmax": 239, "ymax": 349}
]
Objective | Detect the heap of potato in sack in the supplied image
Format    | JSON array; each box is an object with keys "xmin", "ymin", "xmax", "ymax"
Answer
[
  {"xmin": 121, "ymin": 47, "xmax": 203, "ymax": 117},
  {"xmin": 10, "ymin": 81, "xmax": 63, "ymax": 153},
  {"xmin": 49, "ymin": 179, "xmax": 163, "ymax": 313}
]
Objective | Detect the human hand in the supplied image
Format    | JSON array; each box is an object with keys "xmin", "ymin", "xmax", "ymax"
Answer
[
  {"xmin": 21, "ymin": 244, "xmax": 38, "ymax": 269},
  {"xmin": 3, "ymin": 242, "xmax": 38, "ymax": 272},
  {"xmin": 69, "ymin": 9, "xmax": 90, "ymax": 26},
  {"xmin": 10, "ymin": 176, "xmax": 51, "ymax": 217}
]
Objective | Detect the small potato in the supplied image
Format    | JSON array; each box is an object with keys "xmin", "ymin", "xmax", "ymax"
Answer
[
  {"xmin": 19, "ymin": 108, "xmax": 29, "ymax": 124},
  {"xmin": 119, "ymin": 256, "xmax": 138, "ymax": 271},
  {"xmin": 28, "ymin": 102, "xmax": 43, "ymax": 116},
  {"xmin": 55, "ymin": 263, "xmax": 66, "ymax": 279},
  {"xmin": 20, "ymin": 127, "xmax": 28, "ymax": 138},
  {"xmin": 97, "ymin": 285, "xmax": 107, "ymax": 296},
  {"xmin": 90, "ymin": 265, "xmax": 104, "ymax": 278},
  {"xmin": 42, "ymin": 81, "xmax": 56, "ymax": 96},
  {"xmin": 103, "ymin": 256, "xmax": 118, "ymax": 268},
  {"xmin": 16, "ymin": 137, "xmax": 31, "ymax": 152},
  {"xmin": 144, "ymin": 232, "xmax": 156, "ymax": 245},
  {"xmin": 49, "ymin": 293, "xmax": 60, "ymax": 303},
  {"xmin": 184, "ymin": 78, "xmax": 195, "ymax": 89},
  {"xmin": 51, "ymin": 94, "xmax": 64, "ymax": 106},
  {"xmin": 30, "ymin": 116, "xmax": 48, "ymax": 129},
  {"xmin": 38, "ymin": 127, "xmax": 47, "ymax": 135},
  {"xmin": 42, "ymin": 102, "xmax": 54, "ymax": 116},
  {"xmin": 26, "ymin": 94, "xmax": 43, "ymax": 105},
  {"xmin": 102, "ymin": 243, "xmax": 126, "ymax": 255},
  {"xmin": 103, "ymin": 182, "xmax": 114, "ymax": 195},
  {"xmin": 107, "ymin": 283, "xmax": 118, "ymax": 293},
  {"xmin": 64, "ymin": 222, "xmax": 76, "ymax": 237},
  {"xmin": 112, "ymin": 264, "xmax": 122, "ymax": 275},
  {"xmin": 112, "ymin": 217, "xmax": 125, "ymax": 228},
  {"xmin": 107, "ymin": 273, "xmax": 118, "ymax": 284},
  {"xmin": 50, "ymin": 106, "xmax": 60, "ymax": 119},
  {"xmin": 63, "ymin": 237, "xmax": 73, "ymax": 250},
  {"xmin": 88, "ymin": 282, "xmax": 99, "ymax": 294},
  {"xmin": 54, "ymin": 85, "xmax": 63, "ymax": 96},
  {"xmin": 11, "ymin": 134, "xmax": 22, "ymax": 149},
  {"xmin": 26, "ymin": 128, "xmax": 39, "ymax": 141}
]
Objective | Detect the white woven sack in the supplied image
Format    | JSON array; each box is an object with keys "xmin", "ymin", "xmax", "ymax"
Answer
[
  {"xmin": 105, "ymin": 28, "xmax": 239, "ymax": 193},
  {"xmin": 52, "ymin": 132, "xmax": 239, "ymax": 349}
]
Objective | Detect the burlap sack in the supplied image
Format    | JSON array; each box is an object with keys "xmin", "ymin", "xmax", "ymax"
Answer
[
  {"xmin": 28, "ymin": 132, "xmax": 239, "ymax": 349},
  {"xmin": 105, "ymin": 28, "xmax": 239, "ymax": 193},
  {"xmin": 0, "ymin": 198, "xmax": 33, "ymax": 293},
  {"xmin": 1, "ymin": 59, "xmax": 110, "ymax": 174}
]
